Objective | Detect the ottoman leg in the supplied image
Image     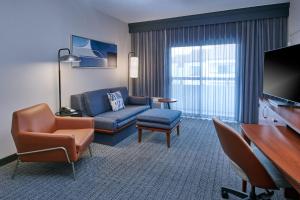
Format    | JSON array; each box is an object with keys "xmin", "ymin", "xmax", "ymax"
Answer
[
  {"xmin": 138, "ymin": 128, "xmax": 142, "ymax": 143},
  {"xmin": 166, "ymin": 131, "xmax": 171, "ymax": 148},
  {"xmin": 176, "ymin": 124, "xmax": 180, "ymax": 136}
]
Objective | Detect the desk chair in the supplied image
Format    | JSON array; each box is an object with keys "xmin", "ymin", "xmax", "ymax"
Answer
[{"xmin": 212, "ymin": 118, "xmax": 290, "ymax": 199}]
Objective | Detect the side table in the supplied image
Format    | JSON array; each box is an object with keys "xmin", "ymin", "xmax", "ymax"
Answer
[{"xmin": 157, "ymin": 98, "xmax": 177, "ymax": 109}]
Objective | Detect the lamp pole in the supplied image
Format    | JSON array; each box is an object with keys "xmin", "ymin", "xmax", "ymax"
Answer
[
  {"xmin": 128, "ymin": 51, "xmax": 134, "ymax": 94},
  {"xmin": 57, "ymin": 48, "xmax": 71, "ymax": 112}
]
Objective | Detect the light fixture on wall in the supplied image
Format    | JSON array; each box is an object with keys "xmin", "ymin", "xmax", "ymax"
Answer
[
  {"xmin": 58, "ymin": 48, "xmax": 80, "ymax": 113},
  {"xmin": 128, "ymin": 52, "xmax": 139, "ymax": 94}
]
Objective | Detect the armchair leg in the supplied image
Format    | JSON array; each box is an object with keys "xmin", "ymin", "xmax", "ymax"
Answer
[
  {"xmin": 71, "ymin": 162, "xmax": 76, "ymax": 180},
  {"xmin": 12, "ymin": 148, "xmax": 76, "ymax": 180},
  {"xmin": 88, "ymin": 145, "xmax": 93, "ymax": 157},
  {"xmin": 11, "ymin": 158, "xmax": 20, "ymax": 179}
]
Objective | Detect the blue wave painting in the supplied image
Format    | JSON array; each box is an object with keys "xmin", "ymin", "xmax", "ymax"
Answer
[{"xmin": 72, "ymin": 35, "xmax": 117, "ymax": 68}]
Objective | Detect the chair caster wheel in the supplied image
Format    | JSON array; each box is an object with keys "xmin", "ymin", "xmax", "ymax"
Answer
[{"xmin": 221, "ymin": 190, "xmax": 229, "ymax": 199}]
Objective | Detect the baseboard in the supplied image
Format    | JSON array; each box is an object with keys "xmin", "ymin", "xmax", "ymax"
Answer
[{"xmin": 0, "ymin": 153, "xmax": 17, "ymax": 167}]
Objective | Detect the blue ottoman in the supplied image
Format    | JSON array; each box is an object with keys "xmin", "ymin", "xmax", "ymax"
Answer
[{"xmin": 136, "ymin": 108, "xmax": 182, "ymax": 148}]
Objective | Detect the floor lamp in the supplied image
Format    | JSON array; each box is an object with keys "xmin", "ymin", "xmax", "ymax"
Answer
[
  {"xmin": 58, "ymin": 48, "xmax": 80, "ymax": 113},
  {"xmin": 128, "ymin": 52, "xmax": 139, "ymax": 95}
]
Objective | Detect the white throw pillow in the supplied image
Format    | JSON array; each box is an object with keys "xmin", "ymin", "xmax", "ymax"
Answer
[{"xmin": 107, "ymin": 91, "xmax": 125, "ymax": 111}]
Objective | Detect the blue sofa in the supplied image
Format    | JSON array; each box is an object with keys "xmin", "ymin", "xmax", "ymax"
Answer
[{"xmin": 71, "ymin": 87, "xmax": 151, "ymax": 138}]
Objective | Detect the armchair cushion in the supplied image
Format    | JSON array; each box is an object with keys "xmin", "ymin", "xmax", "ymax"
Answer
[
  {"xmin": 16, "ymin": 131, "xmax": 77, "ymax": 162},
  {"xmin": 54, "ymin": 128, "xmax": 94, "ymax": 154}
]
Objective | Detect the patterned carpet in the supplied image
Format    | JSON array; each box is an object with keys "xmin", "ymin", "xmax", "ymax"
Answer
[{"xmin": 0, "ymin": 119, "xmax": 285, "ymax": 200}]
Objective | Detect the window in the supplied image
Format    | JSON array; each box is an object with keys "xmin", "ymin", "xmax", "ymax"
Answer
[{"xmin": 170, "ymin": 44, "xmax": 237, "ymax": 121}]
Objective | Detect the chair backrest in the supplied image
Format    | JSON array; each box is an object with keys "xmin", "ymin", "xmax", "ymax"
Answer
[
  {"xmin": 212, "ymin": 118, "xmax": 277, "ymax": 189},
  {"xmin": 12, "ymin": 103, "xmax": 56, "ymax": 138}
]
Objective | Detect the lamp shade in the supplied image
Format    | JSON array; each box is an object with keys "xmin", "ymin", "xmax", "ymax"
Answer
[
  {"xmin": 129, "ymin": 57, "xmax": 139, "ymax": 78},
  {"xmin": 60, "ymin": 54, "xmax": 80, "ymax": 63}
]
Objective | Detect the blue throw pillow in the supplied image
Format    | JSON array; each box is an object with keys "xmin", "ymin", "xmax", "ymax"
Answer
[{"xmin": 107, "ymin": 91, "xmax": 125, "ymax": 111}]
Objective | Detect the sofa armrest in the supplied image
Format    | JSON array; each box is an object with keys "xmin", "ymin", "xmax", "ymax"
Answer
[
  {"xmin": 128, "ymin": 96, "xmax": 152, "ymax": 106},
  {"xmin": 17, "ymin": 131, "xmax": 77, "ymax": 162},
  {"xmin": 55, "ymin": 116, "xmax": 94, "ymax": 130}
]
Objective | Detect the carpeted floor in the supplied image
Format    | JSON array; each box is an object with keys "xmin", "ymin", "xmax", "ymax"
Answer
[{"xmin": 0, "ymin": 119, "xmax": 285, "ymax": 200}]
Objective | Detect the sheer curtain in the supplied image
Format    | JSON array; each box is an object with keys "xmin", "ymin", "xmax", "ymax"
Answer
[
  {"xmin": 166, "ymin": 24, "xmax": 239, "ymax": 121},
  {"xmin": 169, "ymin": 44, "xmax": 237, "ymax": 121}
]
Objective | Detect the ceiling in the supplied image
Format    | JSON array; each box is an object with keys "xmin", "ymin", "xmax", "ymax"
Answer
[{"xmin": 81, "ymin": 0, "xmax": 289, "ymax": 23}]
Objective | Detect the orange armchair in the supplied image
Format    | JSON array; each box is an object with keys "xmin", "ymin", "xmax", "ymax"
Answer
[{"xmin": 11, "ymin": 103, "xmax": 94, "ymax": 179}]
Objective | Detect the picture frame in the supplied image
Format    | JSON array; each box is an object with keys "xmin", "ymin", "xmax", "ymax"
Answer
[{"xmin": 71, "ymin": 35, "xmax": 117, "ymax": 68}]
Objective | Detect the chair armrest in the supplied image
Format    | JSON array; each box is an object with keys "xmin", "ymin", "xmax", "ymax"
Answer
[
  {"xmin": 17, "ymin": 131, "xmax": 77, "ymax": 161},
  {"xmin": 128, "ymin": 96, "xmax": 152, "ymax": 106},
  {"xmin": 55, "ymin": 116, "xmax": 94, "ymax": 130}
]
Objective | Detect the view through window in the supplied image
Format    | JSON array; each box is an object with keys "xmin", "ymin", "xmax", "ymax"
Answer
[{"xmin": 170, "ymin": 44, "xmax": 237, "ymax": 121}]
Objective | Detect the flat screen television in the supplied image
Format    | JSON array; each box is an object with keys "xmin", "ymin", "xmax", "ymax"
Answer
[{"xmin": 263, "ymin": 44, "xmax": 300, "ymax": 105}]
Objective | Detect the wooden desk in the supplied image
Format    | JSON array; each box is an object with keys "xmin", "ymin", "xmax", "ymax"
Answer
[
  {"xmin": 241, "ymin": 124, "xmax": 300, "ymax": 193},
  {"xmin": 266, "ymin": 100, "xmax": 300, "ymax": 133}
]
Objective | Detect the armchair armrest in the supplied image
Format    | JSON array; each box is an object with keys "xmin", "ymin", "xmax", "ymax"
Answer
[
  {"xmin": 17, "ymin": 131, "xmax": 77, "ymax": 162},
  {"xmin": 128, "ymin": 96, "xmax": 152, "ymax": 106},
  {"xmin": 55, "ymin": 116, "xmax": 94, "ymax": 130}
]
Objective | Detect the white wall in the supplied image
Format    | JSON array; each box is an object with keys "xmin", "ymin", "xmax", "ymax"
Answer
[
  {"xmin": 288, "ymin": 0, "xmax": 300, "ymax": 44},
  {"xmin": 0, "ymin": 0, "xmax": 130, "ymax": 159}
]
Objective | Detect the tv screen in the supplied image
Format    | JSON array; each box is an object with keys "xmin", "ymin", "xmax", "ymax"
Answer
[{"xmin": 263, "ymin": 44, "xmax": 300, "ymax": 103}]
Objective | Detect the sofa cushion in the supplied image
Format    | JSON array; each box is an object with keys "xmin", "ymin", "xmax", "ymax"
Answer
[
  {"xmin": 94, "ymin": 105, "xmax": 150, "ymax": 130},
  {"xmin": 83, "ymin": 89, "xmax": 111, "ymax": 116},
  {"xmin": 137, "ymin": 108, "xmax": 182, "ymax": 125},
  {"xmin": 93, "ymin": 115, "xmax": 137, "ymax": 131},
  {"xmin": 107, "ymin": 91, "xmax": 125, "ymax": 111},
  {"xmin": 109, "ymin": 87, "xmax": 129, "ymax": 105},
  {"xmin": 94, "ymin": 117, "xmax": 117, "ymax": 131}
]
